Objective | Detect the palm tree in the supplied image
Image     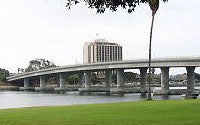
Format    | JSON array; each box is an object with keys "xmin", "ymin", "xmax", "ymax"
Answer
[{"xmin": 147, "ymin": 0, "xmax": 167, "ymax": 100}]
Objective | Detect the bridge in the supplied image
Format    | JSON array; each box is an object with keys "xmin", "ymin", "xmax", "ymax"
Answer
[{"xmin": 7, "ymin": 57, "xmax": 200, "ymax": 97}]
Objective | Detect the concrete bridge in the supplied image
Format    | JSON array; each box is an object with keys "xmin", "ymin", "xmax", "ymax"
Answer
[{"xmin": 7, "ymin": 57, "xmax": 200, "ymax": 97}]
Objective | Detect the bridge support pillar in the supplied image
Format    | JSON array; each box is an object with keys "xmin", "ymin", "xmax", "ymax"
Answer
[
  {"xmin": 20, "ymin": 78, "xmax": 35, "ymax": 91},
  {"xmin": 160, "ymin": 67, "xmax": 170, "ymax": 94},
  {"xmin": 58, "ymin": 73, "xmax": 66, "ymax": 93},
  {"xmin": 79, "ymin": 71, "xmax": 91, "ymax": 95},
  {"xmin": 186, "ymin": 66, "xmax": 196, "ymax": 98},
  {"xmin": 105, "ymin": 70, "xmax": 112, "ymax": 95},
  {"xmin": 105, "ymin": 70, "xmax": 112, "ymax": 88},
  {"xmin": 78, "ymin": 72, "xmax": 84, "ymax": 88},
  {"xmin": 140, "ymin": 68, "xmax": 147, "ymax": 93},
  {"xmin": 24, "ymin": 78, "xmax": 29, "ymax": 89},
  {"xmin": 59, "ymin": 73, "xmax": 66, "ymax": 88},
  {"xmin": 110, "ymin": 69, "xmax": 124, "ymax": 96},
  {"xmin": 19, "ymin": 78, "xmax": 32, "ymax": 91},
  {"xmin": 39, "ymin": 76, "xmax": 46, "ymax": 89},
  {"xmin": 117, "ymin": 69, "xmax": 124, "ymax": 88},
  {"xmin": 84, "ymin": 71, "xmax": 91, "ymax": 89},
  {"xmin": 34, "ymin": 75, "xmax": 47, "ymax": 92}
]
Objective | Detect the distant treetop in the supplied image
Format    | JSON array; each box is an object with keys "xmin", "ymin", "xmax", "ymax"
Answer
[{"xmin": 18, "ymin": 58, "xmax": 57, "ymax": 73}]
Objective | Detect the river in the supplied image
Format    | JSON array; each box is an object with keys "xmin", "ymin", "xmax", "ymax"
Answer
[{"xmin": 0, "ymin": 91, "xmax": 194, "ymax": 109}]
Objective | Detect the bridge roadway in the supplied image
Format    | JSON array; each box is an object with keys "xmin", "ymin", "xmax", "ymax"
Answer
[{"xmin": 7, "ymin": 57, "xmax": 200, "ymax": 97}]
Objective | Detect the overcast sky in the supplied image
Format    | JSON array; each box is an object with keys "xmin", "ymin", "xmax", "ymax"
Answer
[{"xmin": 0, "ymin": 0, "xmax": 200, "ymax": 73}]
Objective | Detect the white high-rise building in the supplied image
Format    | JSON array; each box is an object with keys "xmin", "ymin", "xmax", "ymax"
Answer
[{"xmin": 83, "ymin": 38, "xmax": 122, "ymax": 63}]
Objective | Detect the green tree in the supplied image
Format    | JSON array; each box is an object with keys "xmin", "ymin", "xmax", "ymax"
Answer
[
  {"xmin": 124, "ymin": 72, "xmax": 137, "ymax": 83},
  {"xmin": 0, "ymin": 68, "xmax": 9, "ymax": 82},
  {"xmin": 66, "ymin": 0, "xmax": 168, "ymax": 99},
  {"xmin": 67, "ymin": 74, "xmax": 79, "ymax": 85},
  {"xmin": 19, "ymin": 58, "xmax": 56, "ymax": 73}
]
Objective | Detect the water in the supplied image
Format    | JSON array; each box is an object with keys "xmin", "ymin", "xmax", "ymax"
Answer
[{"xmin": 0, "ymin": 91, "xmax": 185, "ymax": 109}]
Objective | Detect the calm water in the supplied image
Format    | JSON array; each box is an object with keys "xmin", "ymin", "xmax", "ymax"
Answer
[{"xmin": 0, "ymin": 91, "xmax": 187, "ymax": 109}]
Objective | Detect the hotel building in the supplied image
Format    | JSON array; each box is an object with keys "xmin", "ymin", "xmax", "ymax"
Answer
[{"xmin": 83, "ymin": 38, "xmax": 122, "ymax": 63}]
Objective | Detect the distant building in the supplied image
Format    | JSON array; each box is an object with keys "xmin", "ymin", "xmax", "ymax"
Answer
[{"xmin": 83, "ymin": 38, "xmax": 122, "ymax": 63}]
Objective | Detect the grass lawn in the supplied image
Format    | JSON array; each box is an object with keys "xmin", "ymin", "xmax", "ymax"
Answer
[{"xmin": 0, "ymin": 99, "xmax": 200, "ymax": 125}]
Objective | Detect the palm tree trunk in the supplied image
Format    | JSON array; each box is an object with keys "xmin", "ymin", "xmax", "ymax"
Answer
[{"xmin": 148, "ymin": 13, "xmax": 155, "ymax": 100}]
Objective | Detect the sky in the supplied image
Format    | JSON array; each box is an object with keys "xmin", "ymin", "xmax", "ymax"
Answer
[{"xmin": 0, "ymin": 0, "xmax": 200, "ymax": 74}]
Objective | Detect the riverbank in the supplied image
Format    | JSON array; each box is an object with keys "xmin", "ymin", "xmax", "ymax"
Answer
[
  {"xmin": 0, "ymin": 99, "xmax": 199, "ymax": 125},
  {"xmin": 0, "ymin": 81, "xmax": 19, "ymax": 91}
]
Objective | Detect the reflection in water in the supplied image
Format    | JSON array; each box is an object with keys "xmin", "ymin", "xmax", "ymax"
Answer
[
  {"xmin": 160, "ymin": 95, "xmax": 170, "ymax": 100},
  {"xmin": 0, "ymin": 91, "xmax": 195, "ymax": 109},
  {"xmin": 140, "ymin": 93, "xmax": 147, "ymax": 99}
]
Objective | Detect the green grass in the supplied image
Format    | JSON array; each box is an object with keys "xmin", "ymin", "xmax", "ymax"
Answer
[{"xmin": 0, "ymin": 100, "xmax": 200, "ymax": 125}]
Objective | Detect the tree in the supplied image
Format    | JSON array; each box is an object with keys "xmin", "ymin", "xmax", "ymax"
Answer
[
  {"xmin": 66, "ymin": 0, "xmax": 167, "ymax": 13},
  {"xmin": 147, "ymin": 0, "xmax": 167, "ymax": 99},
  {"xmin": 124, "ymin": 72, "xmax": 137, "ymax": 83},
  {"xmin": 0, "ymin": 68, "xmax": 9, "ymax": 82},
  {"xmin": 19, "ymin": 58, "xmax": 57, "ymax": 73},
  {"xmin": 66, "ymin": 0, "xmax": 168, "ymax": 99},
  {"xmin": 27, "ymin": 58, "xmax": 56, "ymax": 71},
  {"xmin": 67, "ymin": 74, "xmax": 79, "ymax": 85}
]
